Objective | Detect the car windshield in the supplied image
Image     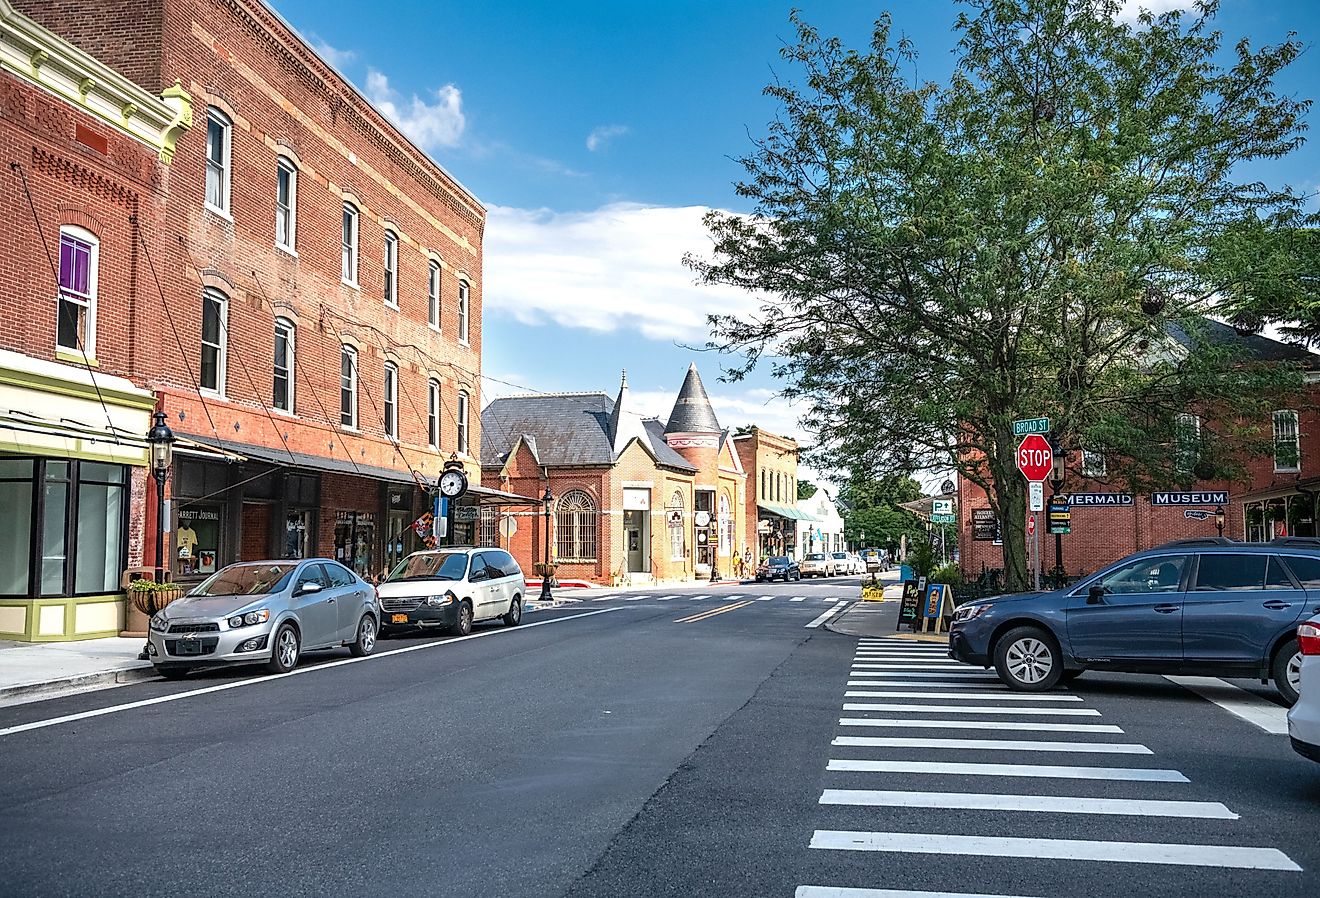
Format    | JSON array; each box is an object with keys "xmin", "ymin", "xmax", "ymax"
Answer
[
  {"xmin": 191, "ymin": 563, "xmax": 297, "ymax": 597},
  {"xmin": 767, "ymin": 556, "xmax": 790, "ymax": 565},
  {"xmin": 386, "ymin": 552, "xmax": 470, "ymax": 582},
  {"xmin": 832, "ymin": 553, "xmax": 847, "ymax": 559},
  {"xmin": 806, "ymin": 553, "xmax": 826, "ymax": 560}
]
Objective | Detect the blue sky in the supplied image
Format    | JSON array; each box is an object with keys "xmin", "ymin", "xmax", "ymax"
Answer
[{"xmin": 270, "ymin": 0, "xmax": 1320, "ymax": 482}]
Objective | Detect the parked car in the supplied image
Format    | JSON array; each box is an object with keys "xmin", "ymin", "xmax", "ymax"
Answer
[
  {"xmin": 148, "ymin": 559, "xmax": 379, "ymax": 678},
  {"xmin": 860, "ymin": 548, "xmax": 887, "ymax": 572},
  {"xmin": 756, "ymin": 555, "xmax": 801, "ymax": 582},
  {"xmin": 800, "ymin": 552, "xmax": 835, "ymax": 578},
  {"xmin": 1288, "ymin": 617, "xmax": 1320, "ymax": 762},
  {"xmin": 376, "ymin": 547, "xmax": 525, "ymax": 638},
  {"xmin": 831, "ymin": 552, "xmax": 857, "ymax": 575},
  {"xmin": 948, "ymin": 537, "xmax": 1317, "ymax": 703}
]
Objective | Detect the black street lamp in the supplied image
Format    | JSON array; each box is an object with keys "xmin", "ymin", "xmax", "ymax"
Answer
[
  {"xmin": 147, "ymin": 411, "xmax": 175, "ymax": 582},
  {"xmin": 540, "ymin": 486, "xmax": 554, "ymax": 604},
  {"xmin": 1049, "ymin": 437, "xmax": 1066, "ymax": 578},
  {"xmin": 1215, "ymin": 504, "xmax": 1226, "ymax": 538}
]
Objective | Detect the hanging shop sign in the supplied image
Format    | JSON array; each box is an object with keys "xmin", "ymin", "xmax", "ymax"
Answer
[
  {"xmin": 1183, "ymin": 509, "xmax": 1211, "ymax": 521},
  {"xmin": 1065, "ymin": 493, "xmax": 1134, "ymax": 507},
  {"xmin": 454, "ymin": 505, "xmax": 480, "ymax": 522},
  {"xmin": 972, "ymin": 509, "xmax": 999, "ymax": 541},
  {"xmin": 1151, "ymin": 491, "xmax": 1229, "ymax": 506}
]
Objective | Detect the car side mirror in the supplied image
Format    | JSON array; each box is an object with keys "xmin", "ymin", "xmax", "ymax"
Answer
[
  {"xmin": 1087, "ymin": 585, "xmax": 1105, "ymax": 605},
  {"xmin": 299, "ymin": 581, "xmax": 323, "ymax": 595}
]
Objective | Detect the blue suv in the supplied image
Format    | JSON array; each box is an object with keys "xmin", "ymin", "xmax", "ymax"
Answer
[{"xmin": 949, "ymin": 538, "xmax": 1317, "ymax": 704}]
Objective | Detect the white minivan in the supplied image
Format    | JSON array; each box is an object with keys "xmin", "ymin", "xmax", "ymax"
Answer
[{"xmin": 376, "ymin": 547, "xmax": 526, "ymax": 638}]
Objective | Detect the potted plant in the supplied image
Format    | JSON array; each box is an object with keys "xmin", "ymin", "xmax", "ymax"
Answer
[{"xmin": 126, "ymin": 578, "xmax": 185, "ymax": 615}]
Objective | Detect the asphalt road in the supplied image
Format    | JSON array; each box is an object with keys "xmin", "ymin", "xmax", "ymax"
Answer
[{"xmin": 1, "ymin": 576, "xmax": 1317, "ymax": 898}]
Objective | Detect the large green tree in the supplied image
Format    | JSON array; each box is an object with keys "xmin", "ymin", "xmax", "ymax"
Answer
[
  {"xmin": 690, "ymin": 0, "xmax": 1309, "ymax": 589},
  {"xmin": 838, "ymin": 475, "xmax": 927, "ymax": 552}
]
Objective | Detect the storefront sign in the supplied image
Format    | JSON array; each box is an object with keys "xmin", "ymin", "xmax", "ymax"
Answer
[
  {"xmin": 669, "ymin": 509, "xmax": 684, "ymax": 527},
  {"xmin": 454, "ymin": 506, "xmax": 480, "ymax": 522},
  {"xmin": 972, "ymin": 509, "xmax": 999, "ymax": 541},
  {"xmin": 1066, "ymin": 493, "xmax": 1134, "ymax": 506},
  {"xmin": 1183, "ymin": 509, "xmax": 1211, "ymax": 521},
  {"xmin": 897, "ymin": 580, "xmax": 922, "ymax": 630},
  {"xmin": 623, "ymin": 489, "xmax": 650, "ymax": 511},
  {"xmin": 1151, "ymin": 491, "xmax": 1228, "ymax": 506},
  {"xmin": 1047, "ymin": 497, "xmax": 1071, "ymax": 535}
]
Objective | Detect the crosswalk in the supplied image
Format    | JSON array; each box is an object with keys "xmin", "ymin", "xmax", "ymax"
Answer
[
  {"xmin": 796, "ymin": 636, "xmax": 1303, "ymax": 897},
  {"xmin": 590, "ymin": 592, "xmax": 858, "ymax": 603}
]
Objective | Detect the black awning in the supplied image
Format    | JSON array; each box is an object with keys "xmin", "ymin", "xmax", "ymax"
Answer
[{"xmin": 180, "ymin": 434, "xmax": 425, "ymax": 487}]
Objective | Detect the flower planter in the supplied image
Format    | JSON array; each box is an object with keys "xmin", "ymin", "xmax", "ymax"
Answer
[{"xmin": 127, "ymin": 585, "xmax": 185, "ymax": 615}]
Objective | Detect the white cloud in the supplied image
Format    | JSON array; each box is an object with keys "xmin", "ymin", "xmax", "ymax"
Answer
[
  {"xmin": 309, "ymin": 36, "xmax": 356, "ymax": 72},
  {"xmin": 1114, "ymin": 0, "xmax": 1197, "ymax": 22},
  {"xmin": 586, "ymin": 124, "xmax": 630, "ymax": 152},
  {"xmin": 364, "ymin": 69, "xmax": 466, "ymax": 151},
  {"xmin": 484, "ymin": 202, "xmax": 762, "ymax": 342}
]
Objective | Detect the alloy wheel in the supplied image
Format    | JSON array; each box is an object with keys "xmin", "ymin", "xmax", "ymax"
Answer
[
  {"xmin": 360, "ymin": 616, "xmax": 376, "ymax": 653},
  {"xmin": 1005, "ymin": 637, "xmax": 1054, "ymax": 685},
  {"xmin": 277, "ymin": 627, "xmax": 299, "ymax": 669},
  {"xmin": 1287, "ymin": 651, "xmax": 1302, "ymax": 692}
]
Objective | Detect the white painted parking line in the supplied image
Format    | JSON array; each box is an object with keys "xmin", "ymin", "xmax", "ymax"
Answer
[
  {"xmin": 808, "ymin": 830, "xmax": 1299, "ymax": 871},
  {"xmin": 846, "ymin": 672, "xmax": 997, "ymax": 680},
  {"xmin": 807, "ymin": 602, "xmax": 850, "ymax": 629},
  {"xmin": 797, "ymin": 887, "xmax": 1038, "ymax": 898},
  {"xmin": 844, "ymin": 691, "xmax": 1082, "ymax": 702},
  {"xmin": 1165, "ymin": 675, "xmax": 1290, "ymax": 735},
  {"xmin": 758, "ymin": 595, "xmax": 775, "ymax": 601},
  {"xmin": 832, "ymin": 735, "xmax": 1150, "ymax": 754},
  {"xmin": 843, "ymin": 703, "xmax": 1101, "ymax": 716},
  {"xmin": 838, "ymin": 717, "xmax": 1123, "ymax": 734},
  {"xmin": 847, "ymin": 681, "xmax": 1006, "ymax": 689},
  {"xmin": 820, "ymin": 789, "xmax": 1236, "ymax": 819},
  {"xmin": 791, "ymin": 597, "xmax": 806, "ymax": 602},
  {"xmin": 826, "ymin": 758, "xmax": 1187, "ymax": 782}
]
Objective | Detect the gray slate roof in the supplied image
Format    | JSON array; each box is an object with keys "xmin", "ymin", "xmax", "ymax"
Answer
[
  {"xmin": 1170, "ymin": 318, "xmax": 1320, "ymax": 366},
  {"xmin": 665, "ymin": 364, "xmax": 722, "ymax": 434}
]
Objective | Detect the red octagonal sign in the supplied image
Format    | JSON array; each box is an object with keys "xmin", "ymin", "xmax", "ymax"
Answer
[{"xmin": 1017, "ymin": 433, "xmax": 1053, "ymax": 482}]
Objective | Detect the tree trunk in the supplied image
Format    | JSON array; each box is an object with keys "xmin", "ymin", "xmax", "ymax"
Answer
[{"xmin": 989, "ymin": 429, "xmax": 1030, "ymax": 592}]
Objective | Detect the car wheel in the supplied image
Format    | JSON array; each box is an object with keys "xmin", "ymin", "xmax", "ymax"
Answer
[
  {"xmin": 994, "ymin": 626, "xmax": 1063, "ymax": 692},
  {"xmin": 503, "ymin": 595, "xmax": 522, "ymax": 627},
  {"xmin": 349, "ymin": 614, "xmax": 377, "ymax": 657},
  {"xmin": 155, "ymin": 667, "xmax": 189, "ymax": 680},
  {"xmin": 1272, "ymin": 638, "xmax": 1301, "ymax": 705},
  {"xmin": 266, "ymin": 623, "xmax": 300, "ymax": 674},
  {"xmin": 450, "ymin": 600, "xmax": 473, "ymax": 637},
  {"xmin": 794, "ymin": 571, "xmax": 801, "ymax": 581}
]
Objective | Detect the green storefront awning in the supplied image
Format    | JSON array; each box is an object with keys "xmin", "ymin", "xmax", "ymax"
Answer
[{"xmin": 757, "ymin": 501, "xmax": 817, "ymax": 522}]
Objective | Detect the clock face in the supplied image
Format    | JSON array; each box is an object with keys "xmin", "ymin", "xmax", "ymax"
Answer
[{"xmin": 439, "ymin": 470, "xmax": 467, "ymax": 498}]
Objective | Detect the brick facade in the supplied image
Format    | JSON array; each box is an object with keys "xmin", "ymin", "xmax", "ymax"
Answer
[{"xmin": 733, "ymin": 428, "xmax": 802, "ymax": 564}]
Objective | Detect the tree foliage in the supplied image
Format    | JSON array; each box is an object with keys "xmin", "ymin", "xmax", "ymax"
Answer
[
  {"xmin": 689, "ymin": 0, "xmax": 1311, "ymax": 589},
  {"xmin": 839, "ymin": 475, "xmax": 926, "ymax": 551}
]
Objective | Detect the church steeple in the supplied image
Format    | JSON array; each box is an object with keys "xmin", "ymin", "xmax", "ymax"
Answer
[
  {"xmin": 664, "ymin": 363, "xmax": 722, "ymax": 435},
  {"xmin": 608, "ymin": 369, "xmax": 647, "ymax": 457}
]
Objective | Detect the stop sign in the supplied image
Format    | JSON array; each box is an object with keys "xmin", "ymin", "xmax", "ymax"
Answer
[
  {"xmin": 1027, "ymin": 514, "xmax": 1036, "ymax": 536},
  {"xmin": 1017, "ymin": 433, "xmax": 1053, "ymax": 482}
]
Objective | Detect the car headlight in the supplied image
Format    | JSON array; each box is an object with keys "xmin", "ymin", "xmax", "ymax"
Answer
[
  {"xmin": 149, "ymin": 613, "xmax": 169, "ymax": 632},
  {"xmin": 426, "ymin": 593, "xmax": 455, "ymax": 607},
  {"xmin": 228, "ymin": 609, "xmax": 271, "ymax": 629},
  {"xmin": 952, "ymin": 603, "xmax": 991, "ymax": 624}
]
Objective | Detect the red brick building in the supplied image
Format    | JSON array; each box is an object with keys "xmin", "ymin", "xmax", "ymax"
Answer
[
  {"xmin": 732, "ymin": 427, "xmax": 810, "ymax": 564},
  {"xmin": 481, "ymin": 367, "xmax": 748, "ymax": 586},
  {"xmin": 957, "ymin": 322, "xmax": 1320, "ymax": 581},
  {"xmin": 2, "ymin": 0, "xmax": 486, "ymax": 638}
]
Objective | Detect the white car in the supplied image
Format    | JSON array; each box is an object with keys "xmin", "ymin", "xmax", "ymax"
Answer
[
  {"xmin": 1288, "ymin": 617, "xmax": 1320, "ymax": 763},
  {"xmin": 831, "ymin": 552, "xmax": 856, "ymax": 575},
  {"xmin": 376, "ymin": 547, "xmax": 525, "ymax": 638},
  {"xmin": 800, "ymin": 552, "xmax": 834, "ymax": 578}
]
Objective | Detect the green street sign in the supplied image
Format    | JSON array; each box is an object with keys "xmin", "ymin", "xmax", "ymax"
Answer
[
  {"xmin": 930, "ymin": 513, "xmax": 956, "ymax": 524},
  {"xmin": 1013, "ymin": 417, "xmax": 1051, "ymax": 436}
]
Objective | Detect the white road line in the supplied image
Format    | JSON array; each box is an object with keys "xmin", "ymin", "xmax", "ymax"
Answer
[
  {"xmin": 827, "ymin": 758, "xmax": 1188, "ymax": 782},
  {"xmin": 624, "ymin": 596, "xmax": 644, "ymax": 601},
  {"xmin": 843, "ymin": 703, "xmax": 1101, "ymax": 716},
  {"xmin": 844, "ymin": 691, "xmax": 1082, "ymax": 702},
  {"xmin": 820, "ymin": 789, "xmax": 1236, "ymax": 819},
  {"xmin": 855, "ymin": 658, "xmax": 962, "ymax": 665},
  {"xmin": 688, "ymin": 594, "xmax": 711, "ymax": 600},
  {"xmin": 860, "ymin": 641, "xmax": 945, "ymax": 648},
  {"xmin": 593, "ymin": 596, "xmax": 614, "ymax": 601},
  {"xmin": 656, "ymin": 595, "xmax": 677, "ymax": 601},
  {"xmin": 808, "ymin": 831, "xmax": 1299, "ymax": 871},
  {"xmin": 851, "ymin": 666, "xmax": 982, "ymax": 673},
  {"xmin": 758, "ymin": 595, "xmax": 775, "ymax": 601},
  {"xmin": 1165, "ymin": 675, "xmax": 1290, "ymax": 735},
  {"xmin": 847, "ymin": 681, "xmax": 1006, "ymax": 689},
  {"xmin": 833, "ymin": 735, "xmax": 1150, "ymax": 754},
  {"xmin": 807, "ymin": 602, "xmax": 849, "ymax": 629},
  {"xmin": 791, "ymin": 597, "xmax": 806, "ymax": 602},
  {"xmin": 797, "ymin": 887, "xmax": 1038, "ymax": 898},
  {"xmin": 846, "ymin": 672, "xmax": 997, "ymax": 680},
  {"xmin": 839, "ymin": 717, "xmax": 1123, "ymax": 734},
  {"xmin": 0, "ymin": 608, "xmax": 625, "ymax": 739}
]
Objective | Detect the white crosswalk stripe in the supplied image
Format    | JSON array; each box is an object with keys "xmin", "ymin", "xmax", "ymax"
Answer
[
  {"xmin": 656, "ymin": 595, "xmax": 677, "ymax": 601},
  {"xmin": 819, "ymin": 789, "xmax": 1236, "ymax": 819},
  {"xmin": 758, "ymin": 595, "xmax": 775, "ymax": 601},
  {"xmin": 846, "ymin": 671, "xmax": 997, "ymax": 680},
  {"xmin": 832, "ymin": 735, "xmax": 1151, "ymax": 754},
  {"xmin": 847, "ymin": 681, "xmax": 1005, "ymax": 688},
  {"xmin": 843, "ymin": 703, "xmax": 1102, "ymax": 716},
  {"xmin": 688, "ymin": 594, "xmax": 710, "ymax": 600},
  {"xmin": 791, "ymin": 597, "xmax": 806, "ymax": 602},
  {"xmin": 843, "ymin": 690, "xmax": 1080, "ymax": 701},
  {"xmin": 838, "ymin": 717, "xmax": 1123, "ymax": 734},
  {"xmin": 797, "ymin": 888, "xmax": 1037, "ymax": 898},
  {"xmin": 826, "ymin": 758, "xmax": 1188, "ymax": 781}
]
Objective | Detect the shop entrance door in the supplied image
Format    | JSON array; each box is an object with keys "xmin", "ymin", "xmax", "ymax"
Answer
[{"xmin": 624, "ymin": 510, "xmax": 649, "ymax": 573}]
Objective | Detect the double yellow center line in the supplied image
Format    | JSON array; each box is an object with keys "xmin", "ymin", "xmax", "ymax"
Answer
[{"xmin": 675, "ymin": 600, "xmax": 754, "ymax": 623}]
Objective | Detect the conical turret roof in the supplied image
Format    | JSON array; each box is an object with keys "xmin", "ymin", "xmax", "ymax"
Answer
[
  {"xmin": 664, "ymin": 364, "xmax": 722, "ymax": 434},
  {"xmin": 607, "ymin": 370, "xmax": 648, "ymax": 456}
]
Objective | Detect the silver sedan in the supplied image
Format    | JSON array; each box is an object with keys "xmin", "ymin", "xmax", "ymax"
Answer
[{"xmin": 147, "ymin": 558, "xmax": 379, "ymax": 678}]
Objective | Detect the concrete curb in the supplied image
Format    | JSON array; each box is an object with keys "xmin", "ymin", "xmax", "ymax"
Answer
[{"xmin": 0, "ymin": 664, "xmax": 159, "ymax": 707}]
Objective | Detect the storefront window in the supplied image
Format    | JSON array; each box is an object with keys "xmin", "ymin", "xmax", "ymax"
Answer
[
  {"xmin": 175, "ymin": 505, "xmax": 222, "ymax": 578},
  {"xmin": 75, "ymin": 462, "xmax": 126, "ymax": 593},
  {"xmin": 0, "ymin": 459, "xmax": 34, "ymax": 594},
  {"xmin": 41, "ymin": 463, "xmax": 70, "ymax": 595},
  {"xmin": 335, "ymin": 511, "xmax": 376, "ymax": 579},
  {"xmin": 284, "ymin": 509, "xmax": 312, "ymax": 559}
]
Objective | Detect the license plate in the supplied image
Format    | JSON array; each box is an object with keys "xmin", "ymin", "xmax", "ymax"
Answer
[
  {"xmin": 391, "ymin": 614, "xmax": 408, "ymax": 624},
  {"xmin": 175, "ymin": 641, "xmax": 202, "ymax": 655}
]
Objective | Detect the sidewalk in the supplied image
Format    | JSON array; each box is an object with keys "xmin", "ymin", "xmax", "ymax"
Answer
[
  {"xmin": 826, "ymin": 581, "xmax": 950, "ymax": 645},
  {"xmin": 0, "ymin": 637, "xmax": 156, "ymax": 707}
]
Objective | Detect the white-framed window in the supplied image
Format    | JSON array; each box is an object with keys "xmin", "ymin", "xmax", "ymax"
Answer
[
  {"xmin": 428, "ymin": 260, "xmax": 441, "ymax": 329},
  {"xmin": 340, "ymin": 345, "xmax": 358, "ymax": 428},
  {"xmin": 341, "ymin": 202, "xmax": 359, "ymax": 285},
  {"xmin": 383, "ymin": 232, "xmax": 398, "ymax": 308},
  {"xmin": 383, "ymin": 362, "xmax": 399, "ymax": 440},
  {"xmin": 200, "ymin": 288, "xmax": 227, "ymax": 394},
  {"xmin": 273, "ymin": 317, "xmax": 295, "ymax": 412},
  {"xmin": 1274, "ymin": 409, "xmax": 1301, "ymax": 473},
  {"xmin": 1175, "ymin": 413, "xmax": 1201, "ymax": 474},
  {"xmin": 427, "ymin": 378, "xmax": 440, "ymax": 449},
  {"xmin": 457, "ymin": 390, "xmax": 470, "ymax": 455},
  {"xmin": 275, "ymin": 157, "xmax": 297, "ymax": 250},
  {"xmin": 57, "ymin": 226, "xmax": 98, "ymax": 357},
  {"xmin": 1081, "ymin": 448, "xmax": 1106, "ymax": 479},
  {"xmin": 457, "ymin": 279, "xmax": 470, "ymax": 344},
  {"xmin": 205, "ymin": 107, "xmax": 231, "ymax": 214}
]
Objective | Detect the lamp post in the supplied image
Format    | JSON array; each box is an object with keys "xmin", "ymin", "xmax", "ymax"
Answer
[
  {"xmin": 1215, "ymin": 504, "xmax": 1226, "ymax": 538},
  {"xmin": 147, "ymin": 411, "xmax": 175, "ymax": 582},
  {"xmin": 540, "ymin": 486, "xmax": 554, "ymax": 604},
  {"xmin": 1049, "ymin": 437, "xmax": 1066, "ymax": 579}
]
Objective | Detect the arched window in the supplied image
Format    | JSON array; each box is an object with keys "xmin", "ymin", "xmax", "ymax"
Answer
[
  {"xmin": 428, "ymin": 260, "xmax": 441, "ymax": 329},
  {"xmin": 205, "ymin": 107, "xmax": 231, "ymax": 213},
  {"xmin": 427, "ymin": 378, "xmax": 440, "ymax": 449},
  {"xmin": 200, "ymin": 287, "xmax": 227, "ymax": 394},
  {"xmin": 383, "ymin": 361, "xmax": 398, "ymax": 439},
  {"xmin": 718, "ymin": 492, "xmax": 732, "ymax": 558},
  {"xmin": 341, "ymin": 202, "xmax": 359, "ymax": 284},
  {"xmin": 556, "ymin": 489, "xmax": 597, "ymax": 561},
  {"xmin": 457, "ymin": 389, "xmax": 470, "ymax": 455},
  {"xmin": 668, "ymin": 490, "xmax": 685, "ymax": 561},
  {"xmin": 57, "ymin": 225, "xmax": 98, "ymax": 356},
  {"xmin": 273, "ymin": 317, "xmax": 294, "ymax": 412},
  {"xmin": 383, "ymin": 231, "xmax": 399, "ymax": 308},
  {"xmin": 457, "ymin": 279, "xmax": 470, "ymax": 343},
  {"xmin": 275, "ymin": 157, "xmax": 297, "ymax": 250},
  {"xmin": 339, "ymin": 345, "xmax": 358, "ymax": 428}
]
